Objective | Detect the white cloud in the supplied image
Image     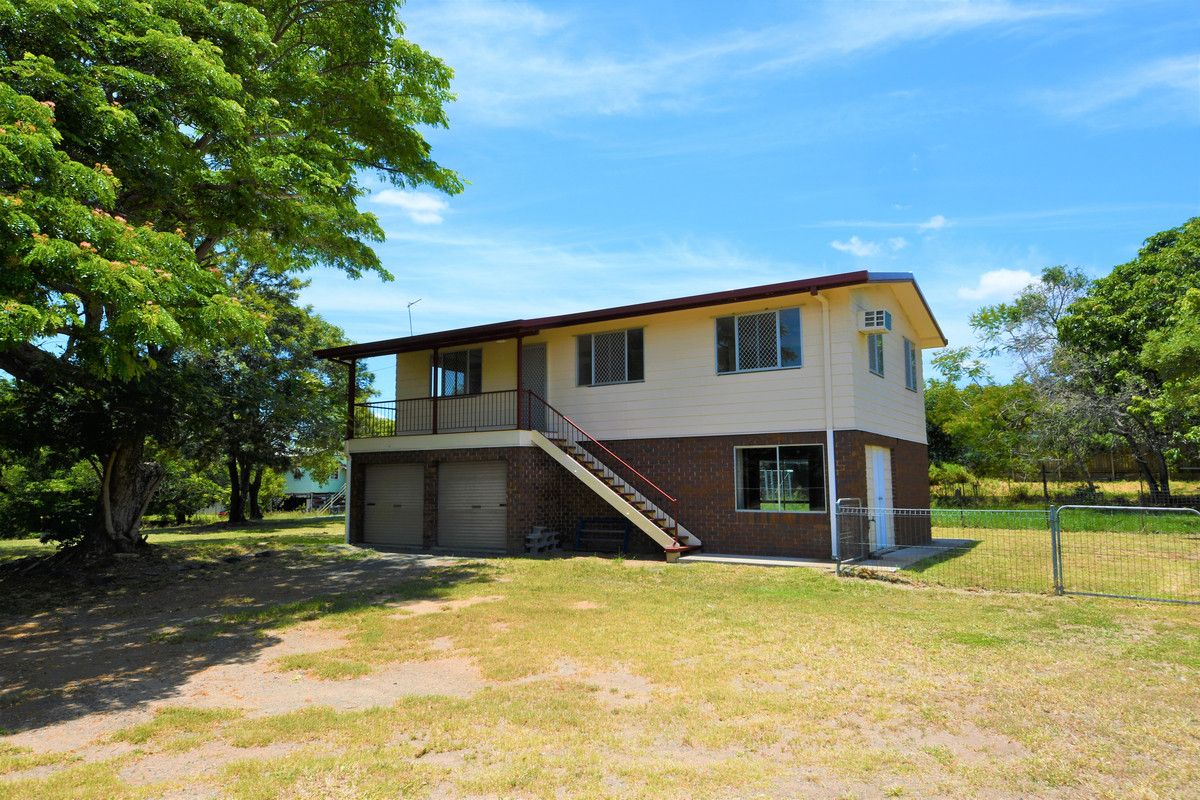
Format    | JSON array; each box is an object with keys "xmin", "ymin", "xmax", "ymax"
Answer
[
  {"xmin": 830, "ymin": 236, "xmax": 881, "ymax": 257},
  {"xmin": 956, "ymin": 268, "xmax": 1036, "ymax": 301},
  {"xmin": 372, "ymin": 189, "xmax": 450, "ymax": 224},
  {"xmin": 404, "ymin": 0, "xmax": 1082, "ymax": 126},
  {"xmin": 917, "ymin": 214, "xmax": 948, "ymax": 232},
  {"xmin": 888, "ymin": 237, "xmax": 909, "ymax": 251},
  {"xmin": 1036, "ymin": 54, "xmax": 1200, "ymax": 126}
]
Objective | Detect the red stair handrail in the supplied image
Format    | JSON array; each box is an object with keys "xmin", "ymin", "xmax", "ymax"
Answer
[{"xmin": 524, "ymin": 390, "xmax": 677, "ymax": 505}]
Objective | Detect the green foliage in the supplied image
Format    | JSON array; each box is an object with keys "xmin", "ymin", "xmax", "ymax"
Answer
[
  {"xmin": 0, "ymin": 81, "xmax": 252, "ymax": 380},
  {"xmin": 928, "ymin": 462, "xmax": 977, "ymax": 488},
  {"xmin": 0, "ymin": 0, "xmax": 460, "ymax": 547},
  {"xmin": 0, "ymin": 456, "xmax": 98, "ymax": 541},
  {"xmin": 925, "ymin": 368, "xmax": 1039, "ymax": 475},
  {"xmin": 146, "ymin": 455, "xmax": 224, "ymax": 523},
  {"xmin": 1058, "ymin": 217, "xmax": 1200, "ymax": 487},
  {"xmin": 1135, "ymin": 286, "xmax": 1200, "ymax": 446}
]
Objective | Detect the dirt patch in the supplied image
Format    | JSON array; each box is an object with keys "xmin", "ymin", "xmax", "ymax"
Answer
[
  {"xmin": 428, "ymin": 636, "xmax": 456, "ymax": 652},
  {"xmin": 388, "ymin": 595, "xmax": 504, "ymax": 616},
  {"xmin": 913, "ymin": 722, "xmax": 1027, "ymax": 763},
  {"xmin": 568, "ymin": 600, "xmax": 602, "ymax": 610},
  {"xmin": 416, "ymin": 748, "xmax": 471, "ymax": 768},
  {"xmin": 489, "ymin": 621, "xmax": 511, "ymax": 633},
  {"xmin": 180, "ymin": 654, "xmax": 486, "ymax": 716},
  {"xmin": 118, "ymin": 741, "xmax": 302, "ymax": 785},
  {"xmin": 582, "ymin": 665, "xmax": 655, "ymax": 706}
]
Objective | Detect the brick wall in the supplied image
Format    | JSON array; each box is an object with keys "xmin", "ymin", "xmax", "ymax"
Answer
[
  {"xmin": 349, "ymin": 428, "xmax": 931, "ymax": 558},
  {"xmin": 833, "ymin": 430, "xmax": 932, "ymax": 546},
  {"xmin": 351, "ymin": 447, "xmax": 570, "ymax": 554}
]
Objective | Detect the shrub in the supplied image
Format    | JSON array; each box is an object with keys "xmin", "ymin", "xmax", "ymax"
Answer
[{"xmin": 0, "ymin": 460, "xmax": 99, "ymax": 542}]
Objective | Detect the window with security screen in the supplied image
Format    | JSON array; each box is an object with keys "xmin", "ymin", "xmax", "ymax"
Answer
[
  {"xmin": 576, "ymin": 329, "xmax": 644, "ymax": 386},
  {"xmin": 715, "ymin": 308, "xmax": 802, "ymax": 374}
]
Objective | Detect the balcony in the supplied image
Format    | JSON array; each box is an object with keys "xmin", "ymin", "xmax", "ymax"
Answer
[{"xmin": 353, "ymin": 389, "xmax": 522, "ymax": 438}]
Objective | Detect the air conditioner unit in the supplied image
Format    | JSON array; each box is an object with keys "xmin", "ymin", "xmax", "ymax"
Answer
[{"xmin": 859, "ymin": 310, "xmax": 893, "ymax": 333}]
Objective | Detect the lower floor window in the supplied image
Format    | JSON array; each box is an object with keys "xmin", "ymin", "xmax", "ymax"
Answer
[{"xmin": 735, "ymin": 445, "xmax": 826, "ymax": 512}]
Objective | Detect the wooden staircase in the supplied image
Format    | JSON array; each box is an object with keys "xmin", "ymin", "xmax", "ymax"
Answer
[{"xmin": 522, "ymin": 392, "xmax": 700, "ymax": 559}]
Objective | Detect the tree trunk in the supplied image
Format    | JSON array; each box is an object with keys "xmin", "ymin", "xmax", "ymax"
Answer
[
  {"xmin": 85, "ymin": 438, "xmax": 164, "ymax": 554},
  {"xmin": 227, "ymin": 456, "xmax": 246, "ymax": 524},
  {"xmin": 1153, "ymin": 450, "xmax": 1171, "ymax": 499},
  {"xmin": 249, "ymin": 466, "xmax": 264, "ymax": 520}
]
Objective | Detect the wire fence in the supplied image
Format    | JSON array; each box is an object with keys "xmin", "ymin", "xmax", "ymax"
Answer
[{"xmin": 835, "ymin": 502, "xmax": 1200, "ymax": 604}]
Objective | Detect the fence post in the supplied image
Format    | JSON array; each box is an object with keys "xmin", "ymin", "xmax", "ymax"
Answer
[{"xmin": 1049, "ymin": 506, "xmax": 1064, "ymax": 595}]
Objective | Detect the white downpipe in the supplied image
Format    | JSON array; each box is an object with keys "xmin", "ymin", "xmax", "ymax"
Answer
[{"xmin": 814, "ymin": 293, "xmax": 839, "ymax": 559}]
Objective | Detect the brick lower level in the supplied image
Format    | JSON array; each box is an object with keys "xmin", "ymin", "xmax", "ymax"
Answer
[{"xmin": 348, "ymin": 429, "xmax": 930, "ymax": 559}]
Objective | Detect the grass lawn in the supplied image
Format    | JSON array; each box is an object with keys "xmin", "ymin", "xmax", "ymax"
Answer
[
  {"xmin": 2, "ymin": 518, "xmax": 1199, "ymax": 799},
  {"xmin": 891, "ymin": 509, "xmax": 1200, "ymax": 602}
]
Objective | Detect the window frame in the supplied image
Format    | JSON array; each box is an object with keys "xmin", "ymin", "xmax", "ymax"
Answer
[
  {"xmin": 431, "ymin": 347, "xmax": 483, "ymax": 397},
  {"xmin": 714, "ymin": 307, "xmax": 804, "ymax": 375},
  {"xmin": 732, "ymin": 443, "xmax": 827, "ymax": 514},
  {"xmin": 576, "ymin": 328, "xmax": 644, "ymax": 387},
  {"xmin": 903, "ymin": 337, "xmax": 918, "ymax": 391},
  {"xmin": 867, "ymin": 333, "xmax": 885, "ymax": 378}
]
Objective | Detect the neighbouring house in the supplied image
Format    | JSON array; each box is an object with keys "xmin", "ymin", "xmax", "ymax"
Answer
[
  {"xmin": 281, "ymin": 462, "xmax": 347, "ymax": 512},
  {"xmin": 315, "ymin": 270, "xmax": 946, "ymax": 560}
]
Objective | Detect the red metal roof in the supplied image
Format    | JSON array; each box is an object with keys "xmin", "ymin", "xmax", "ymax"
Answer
[{"xmin": 315, "ymin": 270, "xmax": 945, "ymax": 360}]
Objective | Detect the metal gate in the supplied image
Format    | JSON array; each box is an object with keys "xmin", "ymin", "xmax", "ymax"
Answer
[
  {"xmin": 1052, "ymin": 505, "xmax": 1200, "ymax": 604},
  {"xmin": 835, "ymin": 502, "xmax": 1200, "ymax": 604}
]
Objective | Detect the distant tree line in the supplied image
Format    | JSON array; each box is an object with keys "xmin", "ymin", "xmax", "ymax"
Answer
[{"xmin": 927, "ymin": 218, "xmax": 1200, "ymax": 498}]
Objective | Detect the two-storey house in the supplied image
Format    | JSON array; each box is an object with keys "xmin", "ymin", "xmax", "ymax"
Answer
[{"xmin": 315, "ymin": 270, "xmax": 945, "ymax": 560}]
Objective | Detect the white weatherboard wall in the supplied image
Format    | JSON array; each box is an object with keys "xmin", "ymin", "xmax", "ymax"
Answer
[
  {"xmin": 538, "ymin": 293, "xmax": 844, "ymax": 441},
  {"xmin": 394, "ymin": 340, "xmax": 520, "ymax": 400},
  {"xmin": 848, "ymin": 285, "xmax": 928, "ymax": 445},
  {"xmin": 387, "ymin": 286, "xmax": 932, "ymax": 445}
]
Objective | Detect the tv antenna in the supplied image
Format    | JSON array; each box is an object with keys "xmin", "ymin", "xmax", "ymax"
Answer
[{"xmin": 406, "ymin": 298, "xmax": 422, "ymax": 337}]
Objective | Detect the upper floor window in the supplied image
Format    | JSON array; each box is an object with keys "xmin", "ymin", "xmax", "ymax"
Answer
[
  {"xmin": 867, "ymin": 333, "xmax": 884, "ymax": 377},
  {"xmin": 903, "ymin": 337, "xmax": 918, "ymax": 391},
  {"xmin": 577, "ymin": 329, "xmax": 644, "ymax": 386},
  {"xmin": 433, "ymin": 348, "xmax": 482, "ymax": 396},
  {"xmin": 715, "ymin": 308, "xmax": 802, "ymax": 374}
]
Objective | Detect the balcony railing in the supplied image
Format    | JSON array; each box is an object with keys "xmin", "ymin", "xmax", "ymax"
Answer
[{"xmin": 354, "ymin": 390, "xmax": 519, "ymax": 438}]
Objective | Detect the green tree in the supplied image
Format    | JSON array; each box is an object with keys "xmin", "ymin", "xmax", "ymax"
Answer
[
  {"xmin": 0, "ymin": 0, "xmax": 459, "ymax": 555},
  {"xmin": 925, "ymin": 348, "xmax": 1040, "ymax": 476},
  {"xmin": 1059, "ymin": 218, "xmax": 1200, "ymax": 495},
  {"xmin": 956, "ymin": 267, "xmax": 1108, "ymax": 486},
  {"xmin": 189, "ymin": 267, "xmax": 354, "ymax": 524}
]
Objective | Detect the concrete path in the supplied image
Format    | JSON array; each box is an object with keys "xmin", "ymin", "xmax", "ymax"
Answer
[
  {"xmin": 677, "ymin": 553, "xmax": 834, "ymax": 569},
  {"xmin": 854, "ymin": 538, "xmax": 977, "ymax": 571}
]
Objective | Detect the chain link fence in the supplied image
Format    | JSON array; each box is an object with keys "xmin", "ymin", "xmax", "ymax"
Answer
[{"xmin": 835, "ymin": 501, "xmax": 1200, "ymax": 604}]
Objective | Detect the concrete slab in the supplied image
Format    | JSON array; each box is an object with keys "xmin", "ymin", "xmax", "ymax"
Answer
[
  {"xmin": 852, "ymin": 538, "xmax": 977, "ymax": 571},
  {"xmin": 676, "ymin": 553, "xmax": 835, "ymax": 569}
]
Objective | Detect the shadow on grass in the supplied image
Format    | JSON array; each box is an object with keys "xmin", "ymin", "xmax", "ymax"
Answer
[
  {"xmin": 151, "ymin": 515, "xmax": 347, "ymax": 537},
  {"xmin": 0, "ymin": 538, "xmax": 491, "ymax": 737},
  {"xmin": 902, "ymin": 539, "xmax": 983, "ymax": 575}
]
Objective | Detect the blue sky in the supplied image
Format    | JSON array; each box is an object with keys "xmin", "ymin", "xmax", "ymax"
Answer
[{"xmin": 299, "ymin": 0, "xmax": 1200, "ymax": 382}]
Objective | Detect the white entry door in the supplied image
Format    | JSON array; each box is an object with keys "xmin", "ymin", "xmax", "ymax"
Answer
[{"xmin": 865, "ymin": 446, "xmax": 893, "ymax": 551}]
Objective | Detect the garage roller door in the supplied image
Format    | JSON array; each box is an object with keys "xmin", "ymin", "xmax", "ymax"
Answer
[
  {"xmin": 363, "ymin": 463, "xmax": 424, "ymax": 547},
  {"xmin": 437, "ymin": 461, "xmax": 507, "ymax": 551}
]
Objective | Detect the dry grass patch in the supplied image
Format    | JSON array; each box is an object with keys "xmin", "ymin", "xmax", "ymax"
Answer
[{"xmin": 3, "ymin": 530, "xmax": 1199, "ymax": 799}]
